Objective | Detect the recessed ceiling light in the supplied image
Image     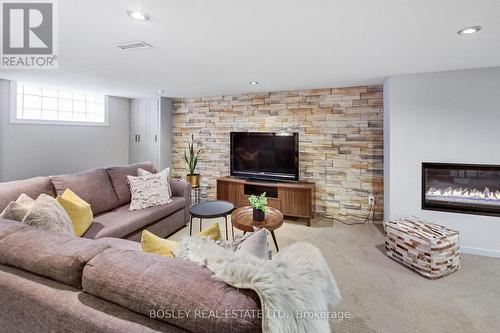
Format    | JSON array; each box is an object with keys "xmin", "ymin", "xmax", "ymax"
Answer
[
  {"xmin": 127, "ymin": 10, "xmax": 150, "ymax": 22},
  {"xmin": 457, "ymin": 26, "xmax": 481, "ymax": 35},
  {"xmin": 249, "ymin": 81, "xmax": 259, "ymax": 85}
]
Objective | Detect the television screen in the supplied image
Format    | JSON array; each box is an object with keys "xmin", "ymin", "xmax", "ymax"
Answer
[{"xmin": 230, "ymin": 132, "xmax": 298, "ymax": 181}]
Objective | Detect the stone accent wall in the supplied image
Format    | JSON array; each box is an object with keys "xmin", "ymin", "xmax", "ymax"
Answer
[{"xmin": 172, "ymin": 85, "xmax": 384, "ymax": 222}]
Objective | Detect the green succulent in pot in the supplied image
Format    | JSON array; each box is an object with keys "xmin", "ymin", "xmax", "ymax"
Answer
[
  {"xmin": 249, "ymin": 192, "xmax": 267, "ymax": 221},
  {"xmin": 184, "ymin": 134, "xmax": 202, "ymax": 187}
]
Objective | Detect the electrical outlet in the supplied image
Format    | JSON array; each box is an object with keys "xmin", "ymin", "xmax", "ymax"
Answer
[{"xmin": 368, "ymin": 195, "xmax": 375, "ymax": 205}]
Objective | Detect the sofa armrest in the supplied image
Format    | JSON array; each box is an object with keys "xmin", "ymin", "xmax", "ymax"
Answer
[
  {"xmin": 170, "ymin": 180, "xmax": 191, "ymax": 198},
  {"xmin": 169, "ymin": 180, "xmax": 191, "ymax": 223}
]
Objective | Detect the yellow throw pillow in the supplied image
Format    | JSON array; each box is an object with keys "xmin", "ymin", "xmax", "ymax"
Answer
[
  {"xmin": 141, "ymin": 222, "xmax": 221, "ymax": 258},
  {"xmin": 57, "ymin": 188, "xmax": 93, "ymax": 237},
  {"xmin": 141, "ymin": 230, "xmax": 178, "ymax": 257},
  {"xmin": 195, "ymin": 222, "xmax": 221, "ymax": 241}
]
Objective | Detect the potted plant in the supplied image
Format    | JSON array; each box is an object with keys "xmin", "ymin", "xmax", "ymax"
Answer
[
  {"xmin": 184, "ymin": 134, "xmax": 202, "ymax": 187},
  {"xmin": 249, "ymin": 192, "xmax": 267, "ymax": 221}
]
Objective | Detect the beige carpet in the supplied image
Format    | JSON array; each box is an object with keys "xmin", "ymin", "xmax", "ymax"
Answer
[{"xmin": 169, "ymin": 216, "xmax": 500, "ymax": 333}]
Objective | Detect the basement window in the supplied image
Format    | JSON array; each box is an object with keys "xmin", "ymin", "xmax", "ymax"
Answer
[{"xmin": 11, "ymin": 82, "xmax": 108, "ymax": 126}]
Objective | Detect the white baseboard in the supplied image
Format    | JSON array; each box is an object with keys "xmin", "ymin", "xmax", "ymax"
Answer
[{"xmin": 460, "ymin": 246, "xmax": 500, "ymax": 258}]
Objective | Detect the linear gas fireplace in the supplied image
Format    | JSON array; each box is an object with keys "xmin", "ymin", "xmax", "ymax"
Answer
[{"xmin": 422, "ymin": 163, "xmax": 500, "ymax": 217}]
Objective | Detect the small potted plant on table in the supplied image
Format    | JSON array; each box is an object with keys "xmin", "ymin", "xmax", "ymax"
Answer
[
  {"xmin": 184, "ymin": 134, "xmax": 202, "ymax": 187},
  {"xmin": 249, "ymin": 192, "xmax": 267, "ymax": 221}
]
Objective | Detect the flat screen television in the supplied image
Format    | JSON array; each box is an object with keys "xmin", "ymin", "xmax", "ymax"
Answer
[{"xmin": 230, "ymin": 132, "xmax": 299, "ymax": 181}]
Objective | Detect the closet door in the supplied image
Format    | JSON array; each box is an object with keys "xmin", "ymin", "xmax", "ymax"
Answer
[
  {"xmin": 129, "ymin": 99, "xmax": 139, "ymax": 163},
  {"xmin": 130, "ymin": 99, "xmax": 148, "ymax": 164},
  {"xmin": 146, "ymin": 98, "xmax": 160, "ymax": 169}
]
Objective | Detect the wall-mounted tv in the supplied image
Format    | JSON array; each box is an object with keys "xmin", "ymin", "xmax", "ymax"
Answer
[{"xmin": 230, "ymin": 132, "xmax": 299, "ymax": 182}]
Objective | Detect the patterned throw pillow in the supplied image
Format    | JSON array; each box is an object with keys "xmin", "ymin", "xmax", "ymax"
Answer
[
  {"xmin": 137, "ymin": 167, "xmax": 172, "ymax": 198},
  {"xmin": 0, "ymin": 193, "xmax": 35, "ymax": 221},
  {"xmin": 127, "ymin": 172, "xmax": 172, "ymax": 211},
  {"xmin": 22, "ymin": 194, "xmax": 75, "ymax": 235}
]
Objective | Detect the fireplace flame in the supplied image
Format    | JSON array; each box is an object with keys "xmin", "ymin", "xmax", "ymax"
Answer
[{"xmin": 426, "ymin": 186, "xmax": 500, "ymax": 205}]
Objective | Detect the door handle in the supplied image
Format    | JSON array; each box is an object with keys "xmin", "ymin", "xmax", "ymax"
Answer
[
  {"xmin": 154, "ymin": 135, "xmax": 158, "ymax": 142},
  {"xmin": 134, "ymin": 134, "xmax": 138, "ymax": 142}
]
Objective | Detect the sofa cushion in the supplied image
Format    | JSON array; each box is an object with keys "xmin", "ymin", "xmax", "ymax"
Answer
[
  {"xmin": 0, "ymin": 177, "xmax": 55, "ymax": 212},
  {"xmin": 126, "ymin": 209, "xmax": 186, "ymax": 242},
  {"xmin": 0, "ymin": 265, "xmax": 189, "ymax": 333},
  {"xmin": 83, "ymin": 197, "xmax": 185, "ymax": 239},
  {"xmin": 51, "ymin": 169, "xmax": 119, "ymax": 215},
  {"xmin": 0, "ymin": 218, "xmax": 30, "ymax": 240},
  {"xmin": 0, "ymin": 228, "xmax": 109, "ymax": 288},
  {"xmin": 106, "ymin": 162, "xmax": 156, "ymax": 206},
  {"xmin": 82, "ymin": 249, "xmax": 261, "ymax": 333},
  {"xmin": 94, "ymin": 237, "xmax": 142, "ymax": 252}
]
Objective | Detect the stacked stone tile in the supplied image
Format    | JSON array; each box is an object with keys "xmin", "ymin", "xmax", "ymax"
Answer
[
  {"xmin": 385, "ymin": 217, "xmax": 461, "ymax": 279},
  {"xmin": 172, "ymin": 86, "xmax": 384, "ymax": 222}
]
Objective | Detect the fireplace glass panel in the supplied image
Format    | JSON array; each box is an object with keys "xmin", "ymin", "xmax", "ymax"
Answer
[{"xmin": 422, "ymin": 163, "xmax": 500, "ymax": 216}]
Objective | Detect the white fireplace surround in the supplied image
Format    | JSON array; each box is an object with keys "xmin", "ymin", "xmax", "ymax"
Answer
[{"xmin": 384, "ymin": 67, "xmax": 500, "ymax": 258}]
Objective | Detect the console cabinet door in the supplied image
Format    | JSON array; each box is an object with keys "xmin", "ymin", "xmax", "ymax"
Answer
[
  {"xmin": 279, "ymin": 187, "xmax": 312, "ymax": 217},
  {"xmin": 217, "ymin": 180, "xmax": 243, "ymax": 207}
]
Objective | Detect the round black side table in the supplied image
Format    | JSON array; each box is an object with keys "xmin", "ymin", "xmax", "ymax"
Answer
[{"xmin": 189, "ymin": 200, "xmax": 234, "ymax": 240}]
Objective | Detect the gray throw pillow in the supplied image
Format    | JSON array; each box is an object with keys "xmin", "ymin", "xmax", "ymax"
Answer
[
  {"xmin": 0, "ymin": 193, "xmax": 35, "ymax": 221},
  {"xmin": 22, "ymin": 194, "xmax": 75, "ymax": 235},
  {"xmin": 128, "ymin": 172, "xmax": 172, "ymax": 211},
  {"xmin": 236, "ymin": 228, "xmax": 270, "ymax": 259}
]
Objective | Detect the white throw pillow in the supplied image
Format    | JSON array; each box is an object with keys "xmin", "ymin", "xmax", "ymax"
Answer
[
  {"xmin": 137, "ymin": 167, "xmax": 169, "ymax": 177},
  {"xmin": 128, "ymin": 172, "xmax": 172, "ymax": 211},
  {"xmin": 22, "ymin": 194, "xmax": 75, "ymax": 235},
  {"xmin": 235, "ymin": 228, "xmax": 271, "ymax": 259},
  {"xmin": 137, "ymin": 167, "xmax": 172, "ymax": 198},
  {"xmin": 0, "ymin": 193, "xmax": 35, "ymax": 221}
]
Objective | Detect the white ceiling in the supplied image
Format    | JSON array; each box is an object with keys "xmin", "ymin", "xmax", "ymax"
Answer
[{"xmin": 1, "ymin": 0, "xmax": 499, "ymax": 98}]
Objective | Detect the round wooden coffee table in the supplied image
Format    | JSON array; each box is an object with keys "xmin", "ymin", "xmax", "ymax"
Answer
[{"xmin": 231, "ymin": 206, "xmax": 284, "ymax": 251}]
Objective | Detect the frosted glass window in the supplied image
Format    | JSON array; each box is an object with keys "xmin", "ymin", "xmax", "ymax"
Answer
[{"xmin": 15, "ymin": 83, "xmax": 106, "ymax": 125}]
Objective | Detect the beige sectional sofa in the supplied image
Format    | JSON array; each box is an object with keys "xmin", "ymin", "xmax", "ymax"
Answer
[{"xmin": 0, "ymin": 162, "xmax": 191, "ymax": 241}]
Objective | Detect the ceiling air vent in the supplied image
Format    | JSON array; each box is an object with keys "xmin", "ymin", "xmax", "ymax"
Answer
[{"xmin": 115, "ymin": 41, "xmax": 152, "ymax": 50}]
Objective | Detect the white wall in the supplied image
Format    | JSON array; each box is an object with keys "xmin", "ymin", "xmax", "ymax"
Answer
[
  {"xmin": 0, "ymin": 79, "xmax": 130, "ymax": 181},
  {"xmin": 0, "ymin": 80, "xmax": 5, "ymax": 181},
  {"xmin": 384, "ymin": 67, "xmax": 500, "ymax": 257}
]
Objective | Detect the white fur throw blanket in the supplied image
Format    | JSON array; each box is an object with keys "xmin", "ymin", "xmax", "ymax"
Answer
[{"xmin": 175, "ymin": 237, "xmax": 341, "ymax": 333}]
